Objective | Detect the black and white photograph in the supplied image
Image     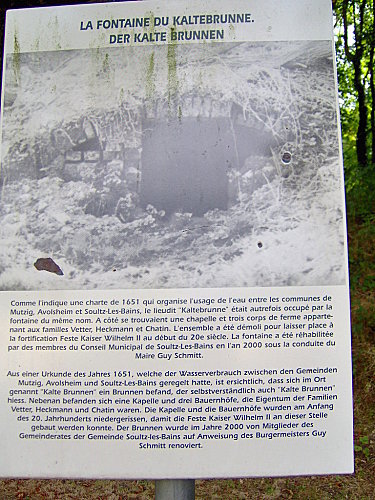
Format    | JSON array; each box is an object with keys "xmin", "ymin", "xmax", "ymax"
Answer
[{"xmin": 0, "ymin": 40, "xmax": 346, "ymax": 290}]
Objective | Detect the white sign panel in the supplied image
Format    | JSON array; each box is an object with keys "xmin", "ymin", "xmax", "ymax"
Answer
[{"xmin": 0, "ymin": 0, "xmax": 353, "ymax": 478}]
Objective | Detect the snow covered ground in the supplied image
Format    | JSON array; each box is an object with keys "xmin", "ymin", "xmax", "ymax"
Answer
[{"xmin": 0, "ymin": 41, "xmax": 346, "ymax": 290}]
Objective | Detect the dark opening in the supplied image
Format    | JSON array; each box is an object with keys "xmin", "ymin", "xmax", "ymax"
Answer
[
  {"xmin": 140, "ymin": 117, "xmax": 230, "ymax": 216},
  {"xmin": 140, "ymin": 115, "xmax": 275, "ymax": 216}
]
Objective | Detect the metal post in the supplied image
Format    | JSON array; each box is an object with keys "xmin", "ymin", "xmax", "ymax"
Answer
[{"xmin": 155, "ymin": 480, "xmax": 195, "ymax": 500}]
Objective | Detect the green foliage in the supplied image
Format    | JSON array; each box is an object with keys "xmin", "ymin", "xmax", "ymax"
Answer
[
  {"xmin": 354, "ymin": 435, "xmax": 370, "ymax": 459},
  {"xmin": 336, "ymin": 0, "xmax": 375, "ymax": 301},
  {"xmin": 345, "ymin": 161, "xmax": 375, "ymax": 219},
  {"xmin": 334, "ymin": 0, "xmax": 375, "ymax": 165}
]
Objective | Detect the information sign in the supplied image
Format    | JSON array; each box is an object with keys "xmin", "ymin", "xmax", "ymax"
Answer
[{"xmin": 0, "ymin": 0, "xmax": 353, "ymax": 478}]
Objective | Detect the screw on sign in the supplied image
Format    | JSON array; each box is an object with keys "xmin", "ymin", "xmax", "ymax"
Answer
[{"xmin": 282, "ymin": 151, "xmax": 292, "ymax": 164}]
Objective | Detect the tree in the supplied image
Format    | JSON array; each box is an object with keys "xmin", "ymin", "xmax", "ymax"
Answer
[{"xmin": 334, "ymin": 0, "xmax": 375, "ymax": 166}]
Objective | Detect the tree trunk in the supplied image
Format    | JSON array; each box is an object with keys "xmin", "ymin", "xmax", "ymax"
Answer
[{"xmin": 353, "ymin": 58, "xmax": 368, "ymax": 165}]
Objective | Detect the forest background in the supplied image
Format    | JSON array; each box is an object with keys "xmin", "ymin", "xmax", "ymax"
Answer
[{"xmin": 0, "ymin": 0, "xmax": 374, "ymax": 498}]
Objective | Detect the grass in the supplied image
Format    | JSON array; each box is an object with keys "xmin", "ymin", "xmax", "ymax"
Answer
[{"xmin": 347, "ymin": 186, "xmax": 375, "ymax": 497}]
